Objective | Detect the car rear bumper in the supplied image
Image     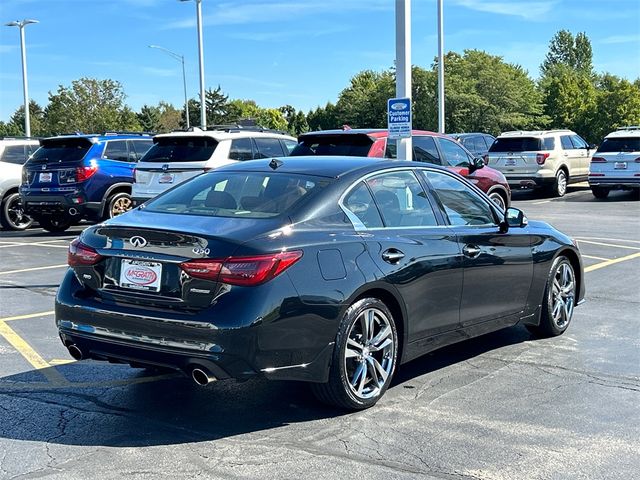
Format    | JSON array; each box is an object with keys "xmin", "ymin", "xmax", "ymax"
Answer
[
  {"xmin": 21, "ymin": 192, "xmax": 101, "ymax": 217},
  {"xmin": 588, "ymin": 177, "xmax": 640, "ymax": 188},
  {"xmin": 504, "ymin": 176, "xmax": 555, "ymax": 189}
]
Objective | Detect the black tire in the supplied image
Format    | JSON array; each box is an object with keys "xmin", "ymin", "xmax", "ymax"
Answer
[
  {"xmin": 38, "ymin": 215, "xmax": 73, "ymax": 233},
  {"xmin": 591, "ymin": 186, "xmax": 610, "ymax": 199},
  {"xmin": 488, "ymin": 191, "xmax": 507, "ymax": 211},
  {"xmin": 0, "ymin": 192, "xmax": 34, "ymax": 231},
  {"xmin": 549, "ymin": 169, "xmax": 568, "ymax": 197},
  {"xmin": 106, "ymin": 192, "xmax": 133, "ymax": 219},
  {"xmin": 527, "ymin": 255, "xmax": 577, "ymax": 338},
  {"xmin": 311, "ymin": 297, "xmax": 398, "ymax": 410}
]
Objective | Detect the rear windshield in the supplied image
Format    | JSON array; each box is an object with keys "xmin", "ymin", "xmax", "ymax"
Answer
[
  {"xmin": 141, "ymin": 136, "xmax": 218, "ymax": 163},
  {"xmin": 144, "ymin": 171, "xmax": 332, "ymax": 219},
  {"xmin": 290, "ymin": 135, "xmax": 373, "ymax": 157},
  {"xmin": 28, "ymin": 138, "xmax": 91, "ymax": 164},
  {"xmin": 597, "ymin": 137, "xmax": 640, "ymax": 153},
  {"xmin": 489, "ymin": 137, "xmax": 551, "ymax": 152}
]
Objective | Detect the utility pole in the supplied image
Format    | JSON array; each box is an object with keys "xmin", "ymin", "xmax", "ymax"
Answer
[
  {"xmin": 395, "ymin": 0, "xmax": 412, "ymax": 161},
  {"xmin": 437, "ymin": 0, "xmax": 445, "ymax": 133}
]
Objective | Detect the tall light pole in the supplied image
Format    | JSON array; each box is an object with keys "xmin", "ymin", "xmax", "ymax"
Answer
[
  {"xmin": 395, "ymin": 0, "xmax": 412, "ymax": 161},
  {"xmin": 149, "ymin": 45, "xmax": 190, "ymax": 129},
  {"xmin": 5, "ymin": 19, "xmax": 39, "ymax": 137},
  {"xmin": 437, "ymin": 0, "xmax": 445, "ymax": 133},
  {"xmin": 179, "ymin": 0, "xmax": 206, "ymax": 129}
]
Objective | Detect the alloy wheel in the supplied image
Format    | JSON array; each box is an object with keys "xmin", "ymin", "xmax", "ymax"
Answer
[
  {"xmin": 550, "ymin": 262, "xmax": 575, "ymax": 329},
  {"xmin": 556, "ymin": 171, "xmax": 567, "ymax": 196},
  {"xmin": 110, "ymin": 195, "xmax": 132, "ymax": 217},
  {"xmin": 344, "ymin": 307, "xmax": 395, "ymax": 400},
  {"xmin": 489, "ymin": 192, "xmax": 506, "ymax": 211},
  {"xmin": 3, "ymin": 194, "xmax": 33, "ymax": 230}
]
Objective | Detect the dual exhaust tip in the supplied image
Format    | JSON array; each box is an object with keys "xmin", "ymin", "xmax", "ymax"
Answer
[{"xmin": 66, "ymin": 344, "xmax": 216, "ymax": 386}]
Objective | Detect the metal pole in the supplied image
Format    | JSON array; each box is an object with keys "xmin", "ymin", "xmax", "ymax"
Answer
[
  {"xmin": 181, "ymin": 56, "xmax": 190, "ymax": 129},
  {"xmin": 19, "ymin": 25, "xmax": 31, "ymax": 137},
  {"xmin": 395, "ymin": 0, "xmax": 412, "ymax": 161},
  {"xmin": 437, "ymin": 0, "xmax": 445, "ymax": 134},
  {"xmin": 195, "ymin": 0, "xmax": 207, "ymax": 129}
]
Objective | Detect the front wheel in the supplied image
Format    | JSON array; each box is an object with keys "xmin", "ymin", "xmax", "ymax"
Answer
[
  {"xmin": 38, "ymin": 215, "xmax": 73, "ymax": 233},
  {"xmin": 311, "ymin": 298, "xmax": 398, "ymax": 410},
  {"xmin": 1, "ymin": 193, "xmax": 34, "ymax": 231},
  {"xmin": 527, "ymin": 256, "xmax": 577, "ymax": 338},
  {"xmin": 591, "ymin": 186, "xmax": 610, "ymax": 199}
]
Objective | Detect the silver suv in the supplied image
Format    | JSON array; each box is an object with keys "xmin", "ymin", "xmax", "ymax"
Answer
[
  {"xmin": 487, "ymin": 130, "xmax": 594, "ymax": 197},
  {"xmin": 0, "ymin": 137, "xmax": 40, "ymax": 230},
  {"xmin": 588, "ymin": 126, "xmax": 640, "ymax": 199}
]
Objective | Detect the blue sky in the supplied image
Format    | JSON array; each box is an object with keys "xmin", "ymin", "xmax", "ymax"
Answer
[{"xmin": 1, "ymin": 0, "xmax": 639, "ymax": 121}]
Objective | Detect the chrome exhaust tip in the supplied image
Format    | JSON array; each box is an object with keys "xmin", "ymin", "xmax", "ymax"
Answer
[
  {"xmin": 68, "ymin": 344, "xmax": 83, "ymax": 361},
  {"xmin": 68, "ymin": 207, "xmax": 79, "ymax": 216},
  {"xmin": 191, "ymin": 368, "xmax": 216, "ymax": 386}
]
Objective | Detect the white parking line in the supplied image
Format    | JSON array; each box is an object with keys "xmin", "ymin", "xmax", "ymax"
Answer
[
  {"xmin": 0, "ymin": 264, "xmax": 67, "ymax": 276},
  {"xmin": 576, "ymin": 239, "xmax": 640, "ymax": 251},
  {"xmin": 574, "ymin": 236, "xmax": 640, "ymax": 245},
  {"xmin": 532, "ymin": 200, "xmax": 551, "ymax": 204},
  {"xmin": 0, "ymin": 242, "xmax": 69, "ymax": 249},
  {"xmin": 582, "ymin": 255, "xmax": 610, "ymax": 261}
]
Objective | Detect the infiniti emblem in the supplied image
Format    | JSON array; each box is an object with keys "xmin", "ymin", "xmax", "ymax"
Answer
[{"xmin": 129, "ymin": 236, "xmax": 148, "ymax": 248}]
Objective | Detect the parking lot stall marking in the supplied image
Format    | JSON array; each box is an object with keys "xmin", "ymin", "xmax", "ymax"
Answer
[
  {"xmin": 576, "ymin": 240, "xmax": 640, "ymax": 251},
  {"xmin": 581, "ymin": 255, "xmax": 611, "ymax": 261},
  {"xmin": 532, "ymin": 200, "xmax": 552, "ymax": 204},
  {"xmin": 584, "ymin": 252, "xmax": 640, "ymax": 273},
  {"xmin": 0, "ymin": 241, "xmax": 69, "ymax": 249},
  {"xmin": 574, "ymin": 236, "xmax": 640, "ymax": 245},
  {"xmin": 0, "ymin": 311, "xmax": 55, "ymax": 322},
  {"xmin": 0, "ymin": 264, "xmax": 68, "ymax": 276}
]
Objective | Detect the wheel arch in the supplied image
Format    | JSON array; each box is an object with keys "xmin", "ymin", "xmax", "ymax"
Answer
[
  {"xmin": 486, "ymin": 185, "xmax": 510, "ymax": 207},
  {"xmin": 100, "ymin": 183, "xmax": 132, "ymax": 217},
  {"xmin": 555, "ymin": 247, "xmax": 583, "ymax": 305},
  {"xmin": 1, "ymin": 186, "xmax": 19, "ymax": 202}
]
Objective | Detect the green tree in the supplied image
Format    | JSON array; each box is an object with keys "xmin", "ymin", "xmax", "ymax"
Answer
[
  {"xmin": 137, "ymin": 104, "xmax": 162, "ymax": 132},
  {"xmin": 589, "ymin": 75, "xmax": 640, "ymax": 142},
  {"xmin": 541, "ymin": 30, "xmax": 593, "ymax": 77},
  {"xmin": 2, "ymin": 100, "xmax": 47, "ymax": 136},
  {"xmin": 335, "ymin": 70, "xmax": 394, "ymax": 128},
  {"xmin": 157, "ymin": 101, "xmax": 182, "ymax": 133},
  {"xmin": 45, "ymin": 78, "xmax": 141, "ymax": 134},
  {"xmin": 279, "ymin": 105, "xmax": 309, "ymax": 135},
  {"xmin": 306, "ymin": 102, "xmax": 339, "ymax": 131}
]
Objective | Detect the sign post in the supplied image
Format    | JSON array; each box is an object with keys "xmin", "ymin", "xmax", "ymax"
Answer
[
  {"xmin": 395, "ymin": 0, "xmax": 412, "ymax": 160},
  {"xmin": 388, "ymin": 97, "xmax": 412, "ymax": 141}
]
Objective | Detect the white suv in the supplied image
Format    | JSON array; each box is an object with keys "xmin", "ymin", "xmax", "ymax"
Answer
[
  {"xmin": 0, "ymin": 137, "xmax": 40, "ymax": 230},
  {"xmin": 486, "ymin": 129, "xmax": 594, "ymax": 197},
  {"xmin": 588, "ymin": 127, "xmax": 640, "ymax": 199},
  {"xmin": 132, "ymin": 127, "xmax": 298, "ymax": 204}
]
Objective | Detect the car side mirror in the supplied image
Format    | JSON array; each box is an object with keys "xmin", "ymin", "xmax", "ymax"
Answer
[
  {"xmin": 502, "ymin": 207, "xmax": 528, "ymax": 232},
  {"xmin": 588, "ymin": 143, "xmax": 597, "ymax": 150},
  {"xmin": 469, "ymin": 156, "xmax": 485, "ymax": 173}
]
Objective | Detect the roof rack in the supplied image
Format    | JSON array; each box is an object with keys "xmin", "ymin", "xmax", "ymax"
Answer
[
  {"xmin": 617, "ymin": 126, "xmax": 640, "ymax": 131},
  {"xmin": 101, "ymin": 131, "xmax": 154, "ymax": 136},
  {"xmin": 0, "ymin": 136, "xmax": 41, "ymax": 140},
  {"xmin": 206, "ymin": 123, "xmax": 288, "ymax": 135}
]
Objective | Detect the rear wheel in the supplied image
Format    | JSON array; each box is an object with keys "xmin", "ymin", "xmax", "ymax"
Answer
[
  {"xmin": 311, "ymin": 298, "xmax": 398, "ymax": 410},
  {"xmin": 1, "ymin": 192, "xmax": 33, "ymax": 231},
  {"xmin": 488, "ymin": 191, "xmax": 507, "ymax": 211},
  {"xmin": 550, "ymin": 169, "xmax": 568, "ymax": 197},
  {"xmin": 591, "ymin": 186, "xmax": 610, "ymax": 199},
  {"xmin": 527, "ymin": 256, "xmax": 577, "ymax": 338},
  {"xmin": 107, "ymin": 192, "xmax": 133, "ymax": 219},
  {"xmin": 38, "ymin": 215, "xmax": 73, "ymax": 233}
]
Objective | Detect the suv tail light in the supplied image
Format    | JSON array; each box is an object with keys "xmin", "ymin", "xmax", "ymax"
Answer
[
  {"xmin": 76, "ymin": 165, "xmax": 98, "ymax": 182},
  {"xmin": 591, "ymin": 157, "xmax": 607, "ymax": 163},
  {"xmin": 536, "ymin": 153, "xmax": 550, "ymax": 165},
  {"xmin": 180, "ymin": 251, "xmax": 303, "ymax": 286},
  {"xmin": 68, "ymin": 238, "xmax": 103, "ymax": 266}
]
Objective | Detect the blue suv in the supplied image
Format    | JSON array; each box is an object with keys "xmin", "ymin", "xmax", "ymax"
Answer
[{"xmin": 21, "ymin": 132, "xmax": 153, "ymax": 232}]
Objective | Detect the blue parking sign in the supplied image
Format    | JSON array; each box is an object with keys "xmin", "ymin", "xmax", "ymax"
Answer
[{"xmin": 388, "ymin": 97, "xmax": 412, "ymax": 139}]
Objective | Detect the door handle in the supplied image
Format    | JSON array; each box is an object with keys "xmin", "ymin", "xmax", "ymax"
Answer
[
  {"xmin": 382, "ymin": 249, "xmax": 405, "ymax": 264},
  {"xmin": 462, "ymin": 244, "xmax": 481, "ymax": 258}
]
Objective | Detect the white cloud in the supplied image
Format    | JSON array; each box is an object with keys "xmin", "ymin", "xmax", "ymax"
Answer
[
  {"xmin": 600, "ymin": 34, "xmax": 640, "ymax": 45},
  {"xmin": 453, "ymin": 0, "xmax": 557, "ymax": 20}
]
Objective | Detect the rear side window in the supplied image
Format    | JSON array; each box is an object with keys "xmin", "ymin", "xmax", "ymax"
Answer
[
  {"xmin": 1, "ymin": 145, "xmax": 28, "ymax": 165},
  {"xmin": 597, "ymin": 137, "xmax": 640, "ymax": 153},
  {"xmin": 229, "ymin": 138, "xmax": 255, "ymax": 161},
  {"xmin": 103, "ymin": 140, "xmax": 130, "ymax": 161},
  {"xmin": 542, "ymin": 137, "xmax": 555, "ymax": 150},
  {"xmin": 281, "ymin": 139, "xmax": 298, "ymax": 154},
  {"xmin": 570, "ymin": 135, "xmax": 588, "ymax": 149},
  {"xmin": 343, "ymin": 182, "xmax": 383, "ymax": 228},
  {"xmin": 254, "ymin": 137, "xmax": 284, "ymax": 158},
  {"xmin": 560, "ymin": 136, "xmax": 574, "ymax": 150},
  {"xmin": 489, "ymin": 137, "xmax": 545, "ymax": 152},
  {"xmin": 472, "ymin": 137, "xmax": 486, "ymax": 152},
  {"xmin": 130, "ymin": 140, "xmax": 154, "ymax": 160},
  {"xmin": 145, "ymin": 171, "xmax": 331, "ymax": 219},
  {"xmin": 28, "ymin": 138, "xmax": 91, "ymax": 164},
  {"xmin": 290, "ymin": 135, "xmax": 373, "ymax": 157},
  {"xmin": 141, "ymin": 136, "xmax": 217, "ymax": 163}
]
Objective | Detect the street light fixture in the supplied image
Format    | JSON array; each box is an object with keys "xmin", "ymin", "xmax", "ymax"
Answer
[
  {"xmin": 178, "ymin": 0, "xmax": 206, "ymax": 129},
  {"xmin": 149, "ymin": 45, "xmax": 190, "ymax": 129},
  {"xmin": 5, "ymin": 19, "xmax": 39, "ymax": 137}
]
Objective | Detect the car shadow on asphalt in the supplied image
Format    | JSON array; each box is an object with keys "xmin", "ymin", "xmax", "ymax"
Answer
[{"xmin": 0, "ymin": 325, "xmax": 534, "ymax": 448}]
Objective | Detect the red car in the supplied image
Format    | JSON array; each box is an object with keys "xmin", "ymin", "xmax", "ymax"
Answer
[{"xmin": 292, "ymin": 128, "xmax": 511, "ymax": 209}]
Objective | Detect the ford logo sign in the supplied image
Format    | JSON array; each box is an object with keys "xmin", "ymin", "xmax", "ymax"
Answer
[
  {"xmin": 390, "ymin": 102, "xmax": 407, "ymax": 111},
  {"xmin": 129, "ymin": 236, "xmax": 148, "ymax": 248}
]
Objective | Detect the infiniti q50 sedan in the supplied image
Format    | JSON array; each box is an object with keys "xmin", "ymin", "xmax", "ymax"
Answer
[{"xmin": 56, "ymin": 156, "xmax": 584, "ymax": 410}]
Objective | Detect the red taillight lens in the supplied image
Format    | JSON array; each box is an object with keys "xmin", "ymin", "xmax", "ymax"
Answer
[
  {"xmin": 68, "ymin": 238, "xmax": 103, "ymax": 266},
  {"xmin": 591, "ymin": 157, "xmax": 607, "ymax": 163},
  {"xmin": 536, "ymin": 153, "xmax": 550, "ymax": 165},
  {"xmin": 179, "ymin": 251, "xmax": 303, "ymax": 286},
  {"xmin": 76, "ymin": 165, "xmax": 98, "ymax": 182}
]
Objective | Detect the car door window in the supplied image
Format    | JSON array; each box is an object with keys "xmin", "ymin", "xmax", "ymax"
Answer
[
  {"xmin": 254, "ymin": 137, "xmax": 285, "ymax": 158},
  {"xmin": 570, "ymin": 135, "xmax": 588, "ymax": 149},
  {"xmin": 472, "ymin": 137, "xmax": 486, "ymax": 153},
  {"xmin": 229, "ymin": 138, "xmax": 255, "ymax": 161},
  {"xmin": 412, "ymin": 136, "xmax": 442, "ymax": 165},
  {"xmin": 423, "ymin": 170, "xmax": 496, "ymax": 226},
  {"xmin": 560, "ymin": 136, "xmax": 574, "ymax": 150},
  {"xmin": 366, "ymin": 171, "xmax": 438, "ymax": 227},
  {"xmin": 103, "ymin": 140, "xmax": 129, "ymax": 161},
  {"xmin": 343, "ymin": 182, "xmax": 383, "ymax": 228},
  {"xmin": 438, "ymin": 138, "xmax": 472, "ymax": 167}
]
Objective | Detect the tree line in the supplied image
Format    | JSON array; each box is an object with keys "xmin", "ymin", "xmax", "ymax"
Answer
[{"xmin": 1, "ymin": 31, "xmax": 638, "ymax": 143}]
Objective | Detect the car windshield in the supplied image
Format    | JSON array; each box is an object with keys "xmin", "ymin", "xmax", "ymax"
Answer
[
  {"xmin": 144, "ymin": 171, "xmax": 332, "ymax": 219},
  {"xmin": 489, "ymin": 137, "xmax": 545, "ymax": 152},
  {"xmin": 290, "ymin": 135, "xmax": 373, "ymax": 157},
  {"xmin": 597, "ymin": 137, "xmax": 640, "ymax": 153},
  {"xmin": 28, "ymin": 138, "xmax": 91, "ymax": 164},
  {"xmin": 141, "ymin": 136, "xmax": 218, "ymax": 163}
]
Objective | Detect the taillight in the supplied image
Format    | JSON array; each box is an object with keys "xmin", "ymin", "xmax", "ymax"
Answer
[
  {"xmin": 591, "ymin": 157, "xmax": 607, "ymax": 163},
  {"xmin": 180, "ymin": 251, "xmax": 303, "ymax": 286},
  {"xmin": 68, "ymin": 238, "xmax": 103, "ymax": 266},
  {"xmin": 536, "ymin": 153, "xmax": 550, "ymax": 165},
  {"xmin": 76, "ymin": 165, "xmax": 98, "ymax": 182}
]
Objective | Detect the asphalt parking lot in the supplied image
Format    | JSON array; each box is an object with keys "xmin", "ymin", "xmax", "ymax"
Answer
[{"xmin": 0, "ymin": 185, "xmax": 638, "ymax": 480}]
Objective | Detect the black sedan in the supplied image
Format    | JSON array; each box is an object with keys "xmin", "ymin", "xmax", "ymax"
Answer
[{"xmin": 56, "ymin": 157, "xmax": 585, "ymax": 410}]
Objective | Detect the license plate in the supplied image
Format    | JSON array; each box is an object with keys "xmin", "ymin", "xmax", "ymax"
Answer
[
  {"xmin": 39, "ymin": 172, "xmax": 52, "ymax": 182},
  {"xmin": 614, "ymin": 162, "xmax": 627, "ymax": 170},
  {"xmin": 504, "ymin": 159, "xmax": 517, "ymax": 167},
  {"xmin": 119, "ymin": 260, "xmax": 162, "ymax": 292},
  {"xmin": 158, "ymin": 173, "xmax": 174, "ymax": 184}
]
